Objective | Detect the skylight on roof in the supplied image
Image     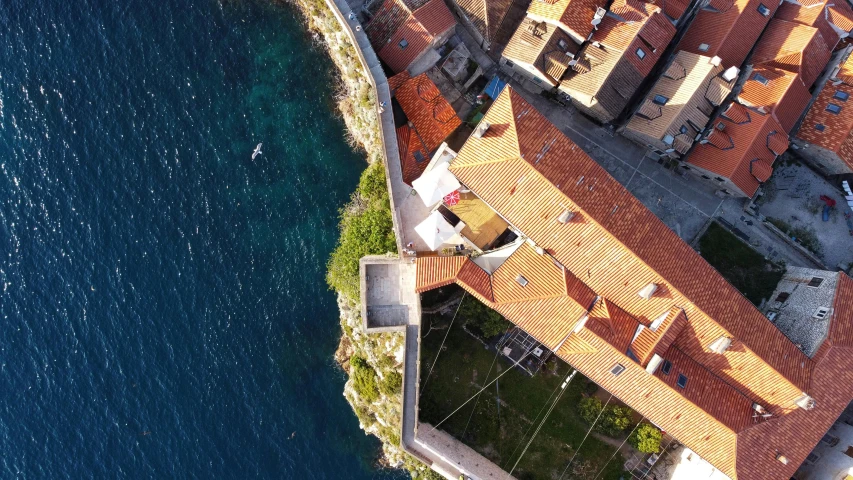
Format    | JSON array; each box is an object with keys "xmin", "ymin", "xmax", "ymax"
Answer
[
  {"xmin": 754, "ymin": 73, "xmax": 770, "ymax": 86},
  {"xmin": 827, "ymin": 103, "xmax": 842, "ymax": 114},
  {"xmin": 815, "ymin": 123, "xmax": 825, "ymax": 132},
  {"xmin": 661, "ymin": 360, "xmax": 672, "ymax": 375},
  {"xmin": 399, "ymin": 39, "xmax": 408, "ymax": 49},
  {"xmin": 676, "ymin": 374, "xmax": 688, "ymax": 388},
  {"xmin": 610, "ymin": 364, "xmax": 626, "ymax": 376},
  {"xmin": 834, "ymin": 90, "xmax": 850, "ymax": 102},
  {"xmin": 516, "ymin": 274, "xmax": 529, "ymax": 287},
  {"xmin": 757, "ymin": 3, "xmax": 770, "ymax": 15},
  {"xmin": 698, "ymin": 43, "xmax": 709, "ymax": 52},
  {"xmin": 636, "ymin": 48, "xmax": 646, "ymax": 60},
  {"xmin": 652, "ymin": 95, "xmax": 668, "ymax": 106}
]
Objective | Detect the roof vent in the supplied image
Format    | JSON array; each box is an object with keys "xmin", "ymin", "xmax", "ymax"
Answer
[
  {"xmin": 637, "ymin": 283, "xmax": 658, "ymax": 300},
  {"xmin": 557, "ymin": 209, "xmax": 575, "ymax": 223},
  {"xmin": 722, "ymin": 66, "xmax": 739, "ymax": 82},
  {"xmin": 794, "ymin": 393, "xmax": 815, "ymax": 410},
  {"xmin": 776, "ymin": 453, "xmax": 789, "ymax": 465},
  {"xmin": 752, "ymin": 403, "xmax": 766, "ymax": 414},
  {"xmin": 716, "ymin": 122, "xmax": 725, "ymax": 131},
  {"xmin": 516, "ymin": 274, "xmax": 529, "ymax": 287},
  {"xmin": 710, "ymin": 56, "xmax": 722, "ymax": 66},
  {"xmin": 708, "ymin": 336, "xmax": 732, "ymax": 354},
  {"xmin": 756, "ymin": 105, "xmax": 767, "ymax": 114},
  {"xmin": 592, "ymin": 41, "xmax": 601, "ymax": 48},
  {"xmin": 473, "ymin": 121, "xmax": 491, "ymax": 139},
  {"xmin": 535, "ymin": 246, "xmax": 545, "ymax": 255}
]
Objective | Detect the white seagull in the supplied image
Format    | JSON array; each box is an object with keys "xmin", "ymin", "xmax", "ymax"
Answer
[{"xmin": 252, "ymin": 143, "xmax": 263, "ymax": 160}]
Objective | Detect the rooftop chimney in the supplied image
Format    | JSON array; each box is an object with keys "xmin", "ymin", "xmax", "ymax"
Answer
[
  {"xmin": 794, "ymin": 393, "xmax": 815, "ymax": 410},
  {"xmin": 710, "ymin": 56, "xmax": 722, "ymax": 66},
  {"xmin": 722, "ymin": 66, "xmax": 739, "ymax": 82},
  {"xmin": 557, "ymin": 209, "xmax": 575, "ymax": 223},
  {"xmin": 708, "ymin": 336, "xmax": 732, "ymax": 354},
  {"xmin": 638, "ymin": 283, "xmax": 658, "ymax": 300},
  {"xmin": 473, "ymin": 121, "xmax": 491, "ymax": 139}
]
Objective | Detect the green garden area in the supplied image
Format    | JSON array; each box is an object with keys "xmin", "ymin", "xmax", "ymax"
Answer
[
  {"xmin": 698, "ymin": 222, "xmax": 785, "ymax": 306},
  {"xmin": 418, "ymin": 294, "xmax": 641, "ymax": 480}
]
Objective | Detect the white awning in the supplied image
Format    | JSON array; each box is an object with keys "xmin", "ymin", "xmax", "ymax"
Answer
[
  {"xmin": 412, "ymin": 162, "xmax": 461, "ymax": 207},
  {"xmin": 414, "ymin": 210, "xmax": 456, "ymax": 251}
]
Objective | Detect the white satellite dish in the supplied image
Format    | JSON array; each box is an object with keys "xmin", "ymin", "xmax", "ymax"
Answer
[{"xmin": 591, "ymin": 17, "xmax": 601, "ymax": 25}]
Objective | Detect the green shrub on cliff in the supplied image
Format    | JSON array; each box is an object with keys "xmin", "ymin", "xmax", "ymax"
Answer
[
  {"xmin": 351, "ymin": 355, "xmax": 380, "ymax": 402},
  {"xmin": 379, "ymin": 371, "xmax": 402, "ymax": 396},
  {"xmin": 327, "ymin": 162, "xmax": 396, "ymax": 300}
]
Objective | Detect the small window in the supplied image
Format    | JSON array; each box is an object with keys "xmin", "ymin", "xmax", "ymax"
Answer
[
  {"xmin": 610, "ymin": 363, "xmax": 626, "ymax": 376},
  {"xmin": 413, "ymin": 151, "xmax": 425, "ymax": 163},
  {"xmin": 676, "ymin": 374, "xmax": 688, "ymax": 388},
  {"xmin": 806, "ymin": 452, "xmax": 820, "ymax": 464},
  {"xmin": 821, "ymin": 434, "xmax": 840, "ymax": 446},
  {"xmin": 754, "ymin": 73, "xmax": 770, "ymax": 86},
  {"xmin": 845, "ymin": 446, "xmax": 853, "ymax": 458},
  {"xmin": 533, "ymin": 76, "xmax": 542, "ymax": 84},
  {"xmin": 715, "ymin": 177, "xmax": 725, "ymax": 182},
  {"xmin": 775, "ymin": 292, "xmax": 790, "ymax": 302},
  {"xmin": 636, "ymin": 48, "xmax": 646, "ymax": 59},
  {"xmin": 652, "ymin": 95, "xmax": 668, "ymax": 106},
  {"xmin": 808, "ymin": 277, "xmax": 824, "ymax": 287},
  {"xmin": 814, "ymin": 307, "xmax": 830, "ymax": 319},
  {"xmin": 834, "ymin": 90, "xmax": 849, "ymax": 101},
  {"xmin": 681, "ymin": 165, "xmax": 691, "ymax": 170},
  {"xmin": 661, "ymin": 360, "xmax": 672, "ymax": 375},
  {"xmin": 701, "ymin": 174, "xmax": 711, "ymax": 179},
  {"xmin": 680, "ymin": 125, "xmax": 688, "ymax": 134},
  {"xmin": 757, "ymin": 3, "xmax": 770, "ymax": 15},
  {"xmin": 815, "ymin": 123, "xmax": 826, "ymax": 132},
  {"xmin": 399, "ymin": 39, "xmax": 408, "ymax": 49},
  {"xmin": 827, "ymin": 103, "xmax": 842, "ymax": 114},
  {"xmin": 662, "ymin": 134, "xmax": 674, "ymax": 145},
  {"xmin": 505, "ymin": 60, "xmax": 514, "ymax": 68},
  {"xmin": 516, "ymin": 274, "xmax": 529, "ymax": 287},
  {"xmin": 698, "ymin": 43, "xmax": 709, "ymax": 52}
]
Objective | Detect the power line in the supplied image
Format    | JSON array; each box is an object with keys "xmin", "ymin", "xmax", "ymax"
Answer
[
  {"xmin": 558, "ymin": 394, "xmax": 614, "ymax": 480},
  {"xmin": 429, "ymin": 342, "xmax": 537, "ymax": 433},
  {"xmin": 591, "ymin": 417, "xmax": 645, "ymax": 480},
  {"xmin": 420, "ymin": 291, "xmax": 467, "ymax": 396},
  {"xmin": 507, "ymin": 370, "xmax": 578, "ymax": 477},
  {"xmin": 501, "ymin": 369, "xmax": 568, "ymax": 470},
  {"xmin": 460, "ymin": 333, "xmax": 507, "ymax": 440}
]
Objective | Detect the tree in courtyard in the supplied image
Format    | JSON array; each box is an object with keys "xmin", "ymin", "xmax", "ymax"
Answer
[
  {"xmin": 629, "ymin": 422, "xmax": 662, "ymax": 454},
  {"xmin": 458, "ymin": 297, "xmax": 511, "ymax": 338}
]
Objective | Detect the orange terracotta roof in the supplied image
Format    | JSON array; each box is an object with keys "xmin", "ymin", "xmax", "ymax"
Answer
[
  {"xmin": 454, "ymin": 0, "xmax": 514, "ymax": 43},
  {"xmin": 750, "ymin": 19, "xmax": 832, "ymax": 88},
  {"xmin": 503, "ymin": 19, "xmax": 578, "ymax": 83},
  {"xmin": 687, "ymin": 111, "xmax": 787, "ymax": 196},
  {"xmin": 737, "ymin": 67, "xmax": 811, "ymax": 132},
  {"xmin": 526, "ymin": 0, "xmax": 607, "ymax": 41},
  {"xmin": 797, "ymin": 57, "xmax": 853, "ymax": 170},
  {"xmin": 412, "ymin": 0, "xmax": 456, "ymax": 36},
  {"xmin": 367, "ymin": 0, "xmax": 455, "ymax": 73},
  {"xmin": 629, "ymin": 307, "xmax": 686, "ymax": 365},
  {"xmin": 678, "ymin": 0, "xmax": 776, "ymax": 68},
  {"xmin": 722, "ymin": 101, "xmax": 751, "ymax": 124},
  {"xmin": 392, "ymin": 73, "xmax": 461, "ymax": 184},
  {"xmin": 775, "ymin": 0, "xmax": 851, "ymax": 46},
  {"xmin": 416, "ymin": 87, "xmax": 853, "ymax": 478}
]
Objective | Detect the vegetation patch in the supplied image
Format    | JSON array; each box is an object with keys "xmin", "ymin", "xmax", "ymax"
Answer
[
  {"xmin": 577, "ymin": 397, "xmax": 633, "ymax": 437},
  {"xmin": 458, "ymin": 296, "xmax": 512, "ymax": 339},
  {"xmin": 698, "ymin": 222, "xmax": 784, "ymax": 306},
  {"xmin": 419, "ymin": 311, "xmax": 627, "ymax": 480},
  {"xmin": 326, "ymin": 162, "xmax": 396, "ymax": 300},
  {"xmin": 629, "ymin": 423, "xmax": 662, "ymax": 454},
  {"xmin": 766, "ymin": 217, "xmax": 824, "ymax": 258},
  {"xmin": 351, "ymin": 354, "xmax": 380, "ymax": 403}
]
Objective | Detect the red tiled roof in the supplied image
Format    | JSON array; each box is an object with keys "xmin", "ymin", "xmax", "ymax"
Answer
[
  {"xmin": 454, "ymin": 0, "xmax": 514, "ymax": 43},
  {"xmin": 630, "ymin": 307, "xmax": 686, "ymax": 365},
  {"xmin": 678, "ymin": 0, "xmax": 776, "ymax": 68},
  {"xmin": 688, "ymin": 111, "xmax": 787, "ymax": 196},
  {"xmin": 392, "ymin": 73, "xmax": 461, "ymax": 184},
  {"xmin": 722, "ymin": 101, "xmax": 752, "ymax": 124},
  {"xmin": 416, "ymin": 87, "xmax": 853, "ymax": 479},
  {"xmin": 527, "ymin": 0, "xmax": 608, "ymax": 41},
  {"xmin": 412, "ymin": 0, "xmax": 456, "ymax": 36},
  {"xmin": 750, "ymin": 19, "xmax": 832, "ymax": 88},
  {"xmin": 737, "ymin": 67, "xmax": 811, "ymax": 132},
  {"xmin": 797, "ymin": 54, "xmax": 853, "ymax": 170},
  {"xmin": 367, "ymin": 0, "xmax": 455, "ymax": 73}
]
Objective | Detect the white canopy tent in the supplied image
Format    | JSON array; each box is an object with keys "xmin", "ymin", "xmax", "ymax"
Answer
[
  {"xmin": 414, "ymin": 210, "xmax": 456, "ymax": 251},
  {"xmin": 412, "ymin": 161, "xmax": 461, "ymax": 207}
]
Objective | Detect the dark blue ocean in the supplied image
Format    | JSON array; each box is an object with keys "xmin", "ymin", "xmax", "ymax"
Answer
[{"xmin": 0, "ymin": 0, "xmax": 402, "ymax": 478}]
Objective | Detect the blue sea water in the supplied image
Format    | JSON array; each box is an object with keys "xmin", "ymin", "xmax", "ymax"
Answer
[{"xmin": 0, "ymin": 0, "xmax": 402, "ymax": 478}]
